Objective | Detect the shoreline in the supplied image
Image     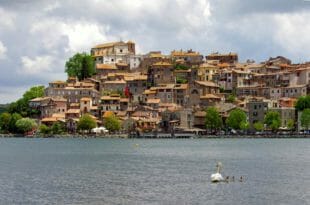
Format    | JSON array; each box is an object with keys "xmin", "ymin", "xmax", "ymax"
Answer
[{"xmin": 0, "ymin": 133, "xmax": 309, "ymax": 139}]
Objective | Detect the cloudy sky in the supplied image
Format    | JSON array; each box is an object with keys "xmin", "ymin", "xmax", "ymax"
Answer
[{"xmin": 0, "ymin": 0, "xmax": 309, "ymax": 103}]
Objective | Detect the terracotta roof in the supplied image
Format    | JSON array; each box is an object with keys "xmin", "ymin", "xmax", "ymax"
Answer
[
  {"xmin": 214, "ymin": 103, "xmax": 236, "ymax": 113},
  {"xmin": 232, "ymin": 69, "xmax": 250, "ymax": 74},
  {"xmin": 124, "ymin": 75, "xmax": 147, "ymax": 81},
  {"xmin": 174, "ymin": 69, "xmax": 191, "ymax": 73},
  {"xmin": 52, "ymin": 113, "xmax": 65, "ymax": 118},
  {"xmin": 116, "ymin": 111, "xmax": 127, "ymax": 117},
  {"xmin": 149, "ymin": 53, "xmax": 164, "ymax": 58},
  {"xmin": 101, "ymin": 96, "xmax": 121, "ymax": 100},
  {"xmin": 199, "ymin": 63, "xmax": 217, "ymax": 69},
  {"xmin": 195, "ymin": 81, "xmax": 219, "ymax": 87},
  {"xmin": 174, "ymin": 84, "xmax": 188, "ymax": 90},
  {"xmin": 116, "ymin": 62, "xmax": 128, "ymax": 67},
  {"xmin": 104, "ymin": 80, "xmax": 126, "ymax": 84},
  {"xmin": 144, "ymin": 90, "xmax": 157, "ymax": 95},
  {"xmin": 96, "ymin": 64, "xmax": 117, "ymax": 70},
  {"xmin": 171, "ymin": 50, "xmax": 201, "ymax": 57},
  {"xmin": 120, "ymin": 98, "xmax": 129, "ymax": 102},
  {"xmin": 152, "ymin": 62, "xmax": 172, "ymax": 66},
  {"xmin": 66, "ymin": 109, "xmax": 80, "ymax": 114},
  {"xmin": 200, "ymin": 94, "xmax": 221, "ymax": 99},
  {"xmin": 93, "ymin": 41, "xmax": 127, "ymax": 49},
  {"xmin": 218, "ymin": 63, "xmax": 230, "ymax": 67},
  {"xmin": 41, "ymin": 117, "xmax": 58, "ymax": 122},
  {"xmin": 147, "ymin": 98, "xmax": 161, "ymax": 104},
  {"xmin": 30, "ymin": 97, "xmax": 51, "ymax": 102}
]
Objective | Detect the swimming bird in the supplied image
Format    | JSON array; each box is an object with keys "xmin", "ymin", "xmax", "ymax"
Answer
[
  {"xmin": 231, "ymin": 176, "xmax": 235, "ymax": 182},
  {"xmin": 211, "ymin": 162, "xmax": 224, "ymax": 183}
]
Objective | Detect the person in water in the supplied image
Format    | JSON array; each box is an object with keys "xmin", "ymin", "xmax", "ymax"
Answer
[
  {"xmin": 239, "ymin": 176, "xmax": 243, "ymax": 182},
  {"xmin": 231, "ymin": 176, "xmax": 235, "ymax": 182}
]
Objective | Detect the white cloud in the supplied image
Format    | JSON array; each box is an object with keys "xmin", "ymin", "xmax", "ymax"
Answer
[
  {"xmin": 0, "ymin": 41, "xmax": 7, "ymax": 59},
  {"xmin": 30, "ymin": 19, "xmax": 109, "ymax": 53},
  {"xmin": 0, "ymin": 7, "xmax": 16, "ymax": 29},
  {"xmin": 273, "ymin": 12, "xmax": 310, "ymax": 57},
  {"xmin": 20, "ymin": 55, "xmax": 54, "ymax": 74},
  {"xmin": 44, "ymin": 1, "xmax": 61, "ymax": 12}
]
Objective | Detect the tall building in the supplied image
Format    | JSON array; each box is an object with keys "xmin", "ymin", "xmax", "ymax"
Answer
[{"xmin": 91, "ymin": 41, "xmax": 142, "ymax": 70}]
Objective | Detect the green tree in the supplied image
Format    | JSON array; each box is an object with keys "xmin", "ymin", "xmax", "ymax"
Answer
[
  {"xmin": 39, "ymin": 124, "xmax": 51, "ymax": 135},
  {"xmin": 77, "ymin": 114, "xmax": 97, "ymax": 132},
  {"xmin": 226, "ymin": 94, "xmax": 236, "ymax": 103},
  {"xmin": 8, "ymin": 113, "xmax": 22, "ymax": 133},
  {"xmin": 104, "ymin": 115, "xmax": 121, "ymax": 132},
  {"xmin": 295, "ymin": 95, "xmax": 310, "ymax": 111},
  {"xmin": 253, "ymin": 122, "xmax": 264, "ymax": 132},
  {"xmin": 264, "ymin": 111, "xmax": 281, "ymax": 132},
  {"xmin": 226, "ymin": 108, "xmax": 247, "ymax": 130},
  {"xmin": 287, "ymin": 119, "xmax": 295, "ymax": 130},
  {"xmin": 301, "ymin": 108, "xmax": 310, "ymax": 130},
  {"xmin": 205, "ymin": 107, "xmax": 222, "ymax": 132},
  {"xmin": 51, "ymin": 122, "xmax": 65, "ymax": 134},
  {"xmin": 15, "ymin": 118, "xmax": 37, "ymax": 134},
  {"xmin": 0, "ymin": 112, "xmax": 11, "ymax": 132},
  {"xmin": 176, "ymin": 76, "xmax": 188, "ymax": 84},
  {"xmin": 240, "ymin": 121, "xmax": 249, "ymax": 131},
  {"xmin": 7, "ymin": 86, "xmax": 45, "ymax": 117},
  {"xmin": 65, "ymin": 53, "xmax": 95, "ymax": 81}
]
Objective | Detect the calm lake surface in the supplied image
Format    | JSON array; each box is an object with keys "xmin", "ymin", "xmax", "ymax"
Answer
[{"xmin": 0, "ymin": 138, "xmax": 309, "ymax": 205}]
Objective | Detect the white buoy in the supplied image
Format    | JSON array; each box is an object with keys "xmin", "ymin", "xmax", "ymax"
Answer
[{"xmin": 211, "ymin": 162, "xmax": 224, "ymax": 183}]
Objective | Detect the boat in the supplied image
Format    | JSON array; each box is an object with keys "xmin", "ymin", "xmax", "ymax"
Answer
[{"xmin": 211, "ymin": 162, "xmax": 224, "ymax": 183}]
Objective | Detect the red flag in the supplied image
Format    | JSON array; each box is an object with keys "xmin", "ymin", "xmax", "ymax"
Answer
[{"xmin": 124, "ymin": 85, "xmax": 130, "ymax": 98}]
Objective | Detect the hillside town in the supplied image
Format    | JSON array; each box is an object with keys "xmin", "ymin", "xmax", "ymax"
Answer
[{"xmin": 27, "ymin": 40, "xmax": 310, "ymax": 135}]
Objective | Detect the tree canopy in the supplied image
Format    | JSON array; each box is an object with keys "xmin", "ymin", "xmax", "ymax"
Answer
[
  {"xmin": 226, "ymin": 94, "xmax": 236, "ymax": 103},
  {"xmin": 104, "ymin": 114, "xmax": 121, "ymax": 132},
  {"xmin": 39, "ymin": 124, "xmax": 51, "ymax": 135},
  {"xmin": 301, "ymin": 108, "xmax": 310, "ymax": 130},
  {"xmin": 51, "ymin": 122, "xmax": 65, "ymax": 134},
  {"xmin": 205, "ymin": 107, "xmax": 222, "ymax": 131},
  {"xmin": 0, "ymin": 112, "xmax": 11, "ymax": 133},
  {"xmin": 295, "ymin": 95, "xmax": 310, "ymax": 111},
  {"xmin": 253, "ymin": 121, "xmax": 264, "ymax": 132},
  {"xmin": 287, "ymin": 119, "xmax": 295, "ymax": 130},
  {"xmin": 226, "ymin": 108, "xmax": 247, "ymax": 130},
  {"xmin": 7, "ymin": 86, "xmax": 45, "ymax": 117},
  {"xmin": 15, "ymin": 118, "xmax": 37, "ymax": 134},
  {"xmin": 65, "ymin": 53, "xmax": 95, "ymax": 81},
  {"xmin": 264, "ymin": 111, "xmax": 281, "ymax": 131},
  {"xmin": 77, "ymin": 114, "xmax": 97, "ymax": 132}
]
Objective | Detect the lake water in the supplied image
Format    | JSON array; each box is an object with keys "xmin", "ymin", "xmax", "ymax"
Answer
[{"xmin": 0, "ymin": 138, "xmax": 309, "ymax": 205}]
